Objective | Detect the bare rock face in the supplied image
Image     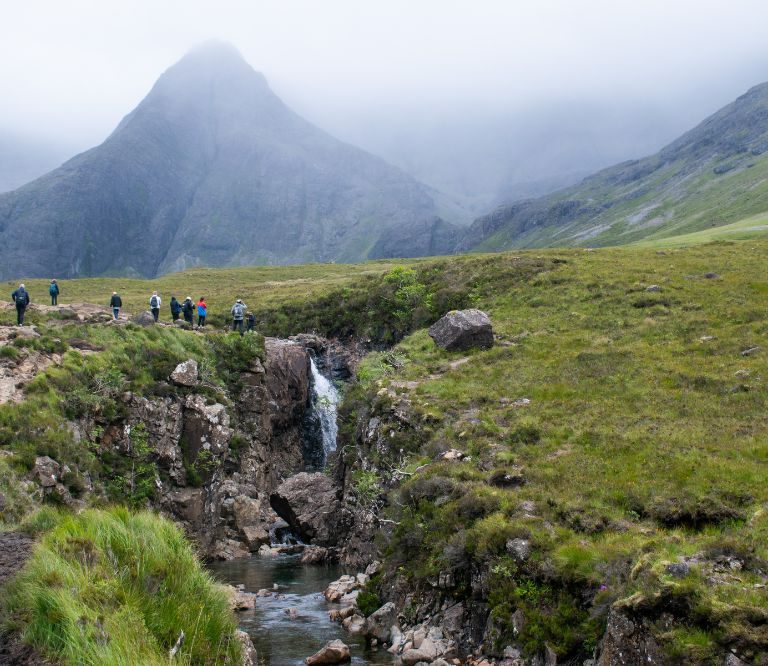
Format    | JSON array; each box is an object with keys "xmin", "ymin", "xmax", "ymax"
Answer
[
  {"xmin": 32, "ymin": 456, "xmax": 60, "ymax": 488},
  {"xmin": 270, "ymin": 472, "xmax": 341, "ymax": 546},
  {"xmin": 428, "ymin": 309, "xmax": 494, "ymax": 351},
  {"xmin": 597, "ymin": 609, "xmax": 664, "ymax": 665},
  {"xmin": 305, "ymin": 639, "xmax": 351, "ymax": 665},
  {"xmin": 170, "ymin": 359, "xmax": 199, "ymax": 386}
]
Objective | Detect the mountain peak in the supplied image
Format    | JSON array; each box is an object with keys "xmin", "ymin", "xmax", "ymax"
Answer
[{"xmin": 178, "ymin": 40, "xmax": 248, "ymax": 68}]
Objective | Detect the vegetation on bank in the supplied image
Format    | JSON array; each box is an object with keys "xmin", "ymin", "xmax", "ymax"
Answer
[
  {"xmin": 3, "ymin": 507, "xmax": 242, "ymax": 665},
  {"xmin": 0, "ymin": 322, "xmax": 264, "ymax": 523},
  {"xmin": 1, "ymin": 239, "xmax": 767, "ymax": 663},
  {"xmin": 336, "ymin": 240, "xmax": 768, "ymax": 663}
]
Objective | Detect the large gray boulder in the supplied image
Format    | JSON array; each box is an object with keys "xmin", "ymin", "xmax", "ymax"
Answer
[
  {"xmin": 132, "ymin": 311, "xmax": 156, "ymax": 326},
  {"xmin": 428, "ymin": 309, "xmax": 493, "ymax": 351},
  {"xmin": 364, "ymin": 602, "xmax": 397, "ymax": 644},
  {"xmin": 270, "ymin": 472, "xmax": 341, "ymax": 546}
]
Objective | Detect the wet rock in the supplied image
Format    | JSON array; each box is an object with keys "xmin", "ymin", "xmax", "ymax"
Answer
[
  {"xmin": 236, "ymin": 629, "xmax": 259, "ymax": 666},
  {"xmin": 365, "ymin": 601, "xmax": 398, "ymax": 644},
  {"xmin": 132, "ymin": 311, "xmax": 156, "ymax": 326},
  {"xmin": 305, "ymin": 639, "xmax": 351, "ymax": 665},
  {"xmin": 342, "ymin": 614, "xmax": 366, "ymax": 634},
  {"xmin": 270, "ymin": 472, "xmax": 341, "ymax": 546},
  {"xmin": 301, "ymin": 546, "xmax": 332, "ymax": 564},
  {"xmin": 170, "ymin": 359, "xmax": 199, "ymax": 386},
  {"xmin": 32, "ymin": 456, "xmax": 60, "ymax": 487},
  {"xmin": 285, "ymin": 607, "xmax": 300, "ymax": 620},
  {"xmin": 428, "ymin": 309, "xmax": 494, "ymax": 352},
  {"xmin": 210, "ymin": 539, "xmax": 250, "ymax": 561},
  {"xmin": 227, "ymin": 586, "xmax": 257, "ymax": 611},
  {"xmin": 324, "ymin": 575, "xmax": 359, "ymax": 602}
]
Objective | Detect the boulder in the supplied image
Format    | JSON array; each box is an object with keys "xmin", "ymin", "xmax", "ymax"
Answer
[
  {"xmin": 227, "ymin": 586, "xmax": 257, "ymax": 611},
  {"xmin": 324, "ymin": 575, "xmax": 358, "ymax": 602},
  {"xmin": 342, "ymin": 614, "xmax": 366, "ymax": 634},
  {"xmin": 270, "ymin": 472, "xmax": 341, "ymax": 546},
  {"xmin": 364, "ymin": 602, "xmax": 397, "ymax": 644},
  {"xmin": 428, "ymin": 309, "xmax": 494, "ymax": 351},
  {"xmin": 32, "ymin": 456, "xmax": 60, "ymax": 488},
  {"xmin": 305, "ymin": 639, "xmax": 351, "ymax": 665},
  {"xmin": 237, "ymin": 630, "xmax": 259, "ymax": 666},
  {"xmin": 170, "ymin": 359, "xmax": 199, "ymax": 386},
  {"xmin": 132, "ymin": 311, "xmax": 156, "ymax": 326}
]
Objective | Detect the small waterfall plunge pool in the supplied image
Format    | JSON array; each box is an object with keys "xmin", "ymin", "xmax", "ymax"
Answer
[{"xmin": 209, "ymin": 555, "xmax": 395, "ymax": 666}]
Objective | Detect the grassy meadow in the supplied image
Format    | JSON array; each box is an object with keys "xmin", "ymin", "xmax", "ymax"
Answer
[{"xmin": 0, "ymin": 236, "xmax": 767, "ymax": 663}]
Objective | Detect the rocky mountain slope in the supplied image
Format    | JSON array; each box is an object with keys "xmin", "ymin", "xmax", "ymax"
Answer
[
  {"xmin": 0, "ymin": 42, "xmax": 457, "ymax": 280},
  {"xmin": 460, "ymin": 81, "xmax": 768, "ymax": 250}
]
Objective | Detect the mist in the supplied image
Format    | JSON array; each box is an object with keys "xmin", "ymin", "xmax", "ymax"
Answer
[{"xmin": 2, "ymin": 0, "xmax": 768, "ymax": 206}]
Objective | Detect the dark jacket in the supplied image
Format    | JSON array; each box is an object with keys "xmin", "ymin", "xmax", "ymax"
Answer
[
  {"xmin": 110, "ymin": 294, "xmax": 123, "ymax": 308},
  {"xmin": 170, "ymin": 298, "xmax": 181, "ymax": 315},
  {"xmin": 12, "ymin": 288, "xmax": 29, "ymax": 307},
  {"xmin": 182, "ymin": 299, "xmax": 194, "ymax": 316}
]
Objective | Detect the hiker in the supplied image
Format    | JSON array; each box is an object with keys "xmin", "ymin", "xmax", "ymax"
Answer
[
  {"xmin": 231, "ymin": 299, "xmax": 247, "ymax": 335},
  {"xmin": 245, "ymin": 310, "xmax": 256, "ymax": 333},
  {"xmin": 11, "ymin": 284, "xmax": 30, "ymax": 326},
  {"xmin": 182, "ymin": 296, "xmax": 194, "ymax": 325},
  {"xmin": 149, "ymin": 291, "xmax": 161, "ymax": 322},
  {"xmin": 170, "ymin": 296, "xmax": 181, "ymax": 321},
  {"xmin": 109, "ymin": 292, "xmax": 122, "ymax": 320},
  {"xmin": 49, "ymin": 279, "xmax": 60, "ymax": 306},
  {"xmin": 197, "ymin": 297, "xmax": 207, "ymax": 327}
]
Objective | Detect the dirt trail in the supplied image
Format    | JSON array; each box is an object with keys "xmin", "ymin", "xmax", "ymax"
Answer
[{"xmin": 0, "ymin": 531, "xmax": 52, "ymax": 665}]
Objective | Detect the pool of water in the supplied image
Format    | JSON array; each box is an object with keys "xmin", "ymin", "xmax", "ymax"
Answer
[{"xmin": 209, "ymin": 555, "xmax": 395, "ymax": 666}]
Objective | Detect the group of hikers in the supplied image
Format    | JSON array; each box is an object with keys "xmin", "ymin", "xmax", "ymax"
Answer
[{"xmin": 10, "ymin": 280, "xmax": 257, "ymax": 335}]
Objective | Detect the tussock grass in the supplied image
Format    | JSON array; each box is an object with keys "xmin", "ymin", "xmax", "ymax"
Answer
[
  {"xmin": 342, "ymin": 239, "xmax": 768, "ymax": 662},
  {"xmin": 2, "ymin": 507, "xmax": 241, "ymax": 665}
]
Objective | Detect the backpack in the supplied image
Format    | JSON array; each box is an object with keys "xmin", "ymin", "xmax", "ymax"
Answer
[
  {"xmin": 233, "ymin": 303, "xmax": 244, "ymax": 318},
  {"xmin": 150, "ymin": 295, "xmax": 159, "ymax": 308},
  {"xmin": 49, "ymin": 283, "xmax": 58, "ymax": 295},
  {"xmin": 15, "ymin": 290, "xmax": 27, "ymax": 306}
]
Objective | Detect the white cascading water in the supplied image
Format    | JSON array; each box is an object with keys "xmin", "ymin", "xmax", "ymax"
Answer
[{"xmin": 309, "ymin": 358, "xmax": 340, "ymax": 461}]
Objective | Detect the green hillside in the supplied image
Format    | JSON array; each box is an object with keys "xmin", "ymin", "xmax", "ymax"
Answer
[
  {"xmin": 1, "ymin": 240, "xmax": 767, "ymax": 663},
  {"xmin": 461, "ymin": 82, "xmax": 768, "ymax": 251}
]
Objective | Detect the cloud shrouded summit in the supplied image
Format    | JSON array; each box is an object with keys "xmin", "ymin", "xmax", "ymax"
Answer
[{"xmin": 0, "ymin": 43, "xmax": 450, "ymax": 279}]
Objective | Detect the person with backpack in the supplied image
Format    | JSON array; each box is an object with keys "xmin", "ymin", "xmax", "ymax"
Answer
[
  {"xmin": 149, "ymin": 291, "xmax": 161, "ymax": 322},
  {"xmin": 110, "ymin": 292, "xmax": 122, "ymax": 320},
  {"xmin": 231, "ymin": 299, "xmax": 247, "ymax": 335},
  {"xmin": 49, "ymin": 279, "xmax": 60, "ymax": 306},
  {"xmin": 182, "ymin": 296, "xmax": 194, "ymax": 325},
  {"xmin": 11, "ymin": 283, "xmax": 30, "ymax": 326},
  {"xmin": 245, "ymin": 310, "xmax": 256, "ymax": 333},
  {"xmin": 170, "ymin": 296, "xmax": 181, "ymax": 321},
  {"xmin": 197, "ymin": 297, "xmax": 207, "ymax": 327}
]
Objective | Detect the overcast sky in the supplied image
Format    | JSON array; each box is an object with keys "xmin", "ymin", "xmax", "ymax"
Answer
[{"xmin": 2, "ymin": 0, "xmax": 768, "ymax": 203}]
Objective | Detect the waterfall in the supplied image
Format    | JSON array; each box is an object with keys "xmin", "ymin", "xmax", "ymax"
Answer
[{"xmin": 309, "ymin": 358, "xmax": 340, "ymax": 463}]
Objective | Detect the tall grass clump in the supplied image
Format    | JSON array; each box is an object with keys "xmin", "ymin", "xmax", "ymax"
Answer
[{"xmin": 3, "ymin": 507, "xmax": 241, "ymax": 665}]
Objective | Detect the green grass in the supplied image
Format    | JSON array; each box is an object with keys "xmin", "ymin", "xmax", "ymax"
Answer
[
  {"xmin": 633, "ymin": 211, "xmax": 768, "ymax": 248},
  {"xmin": 2, "ymin": 507, "xmax": 241, "ymax": 665},
  {"xmin": 337, "ymin": 239, "xmax": 768, "ymax": 662}
]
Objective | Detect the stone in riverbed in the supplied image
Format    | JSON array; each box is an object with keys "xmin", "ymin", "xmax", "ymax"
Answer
[
  {"xmin": 270, "ymin": 472, "xmax": 341, "ymax": 546},
  {"xmin": 305, "ymin": 639, "xmax": 351, "ymax": 665},
  {"xmin": 428, "ymin": 309, "xmax": 493, "ymax": 352},
  {"xmin": 364, "ymin": 601, "xmax": 397, "ymax": 644}
]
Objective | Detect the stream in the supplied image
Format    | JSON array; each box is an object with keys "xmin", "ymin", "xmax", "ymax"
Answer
[{"xmin": 209, "ymin": 555, "xmax": 395, "ymax": 666}]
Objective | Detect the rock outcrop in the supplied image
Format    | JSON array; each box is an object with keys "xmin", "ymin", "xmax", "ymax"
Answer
[
  {"xmin": 270, "ymin": 472, "xmax": 341, "ymax": 546},
  {"xmin": 428, "ymin": 309, "xmax": 494, "ymax": 351}
]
